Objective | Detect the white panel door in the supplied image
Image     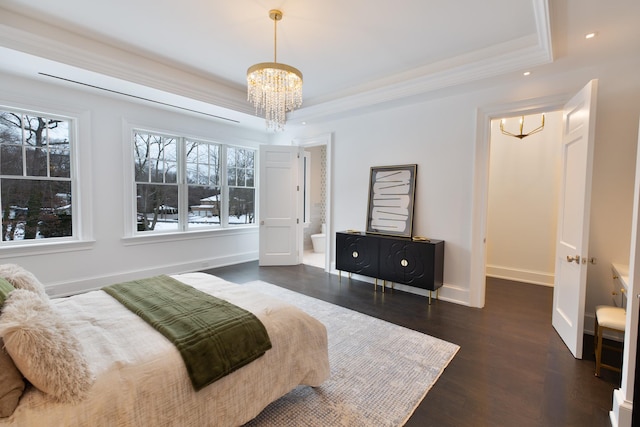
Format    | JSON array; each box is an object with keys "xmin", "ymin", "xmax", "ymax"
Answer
[
  {"xmin": 258, "ymin": 145, "xmax": 302, "ymax": 266},
  {"xmin": 552, "ymin": 79, "xmax": 598, "ymax": 358}
]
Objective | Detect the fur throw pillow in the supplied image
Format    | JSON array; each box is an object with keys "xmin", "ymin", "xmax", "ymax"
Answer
[
  {"xmin": 0, "ymin": 342, "xmax": 25, "ymax": 418},
  {"xmin": 0, "ymin": 264, "xmax": 48, "ymax": 300},
  {"xmin": 0, "ymin": 289, "xmax": 92, "ymax": 403}
]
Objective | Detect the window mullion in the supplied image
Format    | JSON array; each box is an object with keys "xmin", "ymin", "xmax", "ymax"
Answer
[
  {"xmin": 21, "ymin": 114, "xmax": 27, "ymax": 177},
  {"xmin": 178, "ymin": 137, "xmax": 188, "ymax": 231},
  {"xmin": 220, "ymin": 144, "xmax": 229, "ymax": 227},
  {"xmin": 45, "ymin": 122, "xmax": 50, "ymax": 178}
]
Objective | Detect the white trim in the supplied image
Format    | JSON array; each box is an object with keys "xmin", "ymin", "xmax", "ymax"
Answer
[
  {"xmin": 293, "ymin": 133, "xmax": 333, "ymax": 272},
  {"xmin": 122, "ymin": 119, "xmax": 259, "ymax": 238},
  {"xmin": 0, "ymin": 10, "xmax": 252, "ymax": 116},
  {"xmin": 45, "ymin": 250, "xmax": 258, "ymax": 298},
  {"xmin": 121, "ymin": 226, "xmax": 257, "ymax": 246},
  {"xmin": 0, "ymin": 240, "xmax": 95, "ymax": 258},
  {"xmin": 610, "ymin": 389, "xmax": 633, "ymax": 427},
  {"xmin": 289, "ymin": 0, "xmax": 553, "ymax": 125},
  {"xmin": 328, "ymin": 269, "xmax": 471, "ymax": 307},
  {"xmin": 610, "ymin": 119, "xmax": 640, "ymax": 427},
  {"xmin": 486, "ymin": 265, "xmax": 554, "ymax": 287},
  {"xmin": 0, "ymin": 3, "xmax": 553, "ymax": 129},
  {"xmin": 0, "ymin": 96, "xmax": 94, "ymax": 248},
  {"xmin": 470, "ymin": 94, "xmax": 571, "ymax": 308}
]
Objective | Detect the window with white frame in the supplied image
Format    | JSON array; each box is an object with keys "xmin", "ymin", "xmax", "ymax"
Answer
[
  {"xmin": 0, "ymin": 109, "xmax": 74, "ymax": 243},
  {"xmin": 226, "ymin": 146, "xmax": 255, "ymax": 225},
  {"xmin": 133, "ymin": 129, "xmax": 255, "ymax": 233}
]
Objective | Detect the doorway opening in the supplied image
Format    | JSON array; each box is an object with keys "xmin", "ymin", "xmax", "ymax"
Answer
[
  {"xmin": 295, "ymin": 133, "xmax": 332, "ymax": 271},
  {"xmin": 302, "ymin": 144, "xmax": 327, "ymax": 269},
  {"xmin": 485, "ymin": 111, "xmax": 562, "ymax": 288},
  {"xmin": 473, "ymin": 80, "xmax": 599, "ymax": 360},
  {"xmin": 470, "ymin": 94, "xmax": 570, "ymax": 308}
]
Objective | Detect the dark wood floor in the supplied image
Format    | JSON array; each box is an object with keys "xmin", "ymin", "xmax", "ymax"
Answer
[{"xmin": 202, "ymin": 261, "xmax": 621, "ymax": 427}]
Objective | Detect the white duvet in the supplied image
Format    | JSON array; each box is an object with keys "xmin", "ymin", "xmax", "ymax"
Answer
[{"xmin": 1, "ymin": 273, "xmax": 330, "ymax": 427}]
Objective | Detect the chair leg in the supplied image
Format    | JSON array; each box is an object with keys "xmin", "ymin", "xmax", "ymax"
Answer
[{"xmin": 595, "ymin": 324, "xmax": 603, "ymax": 377}]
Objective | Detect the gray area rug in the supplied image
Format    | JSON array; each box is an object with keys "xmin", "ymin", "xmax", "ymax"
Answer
[{"xmin": 242, "ymin": 281, "xmax": 460, "ymax": 427}]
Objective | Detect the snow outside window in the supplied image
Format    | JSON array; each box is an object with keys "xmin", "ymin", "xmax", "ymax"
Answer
[
  {"xmin": 0, "ymin": 109, "xmax": 74, "ymax": 243},
  {"xmin": 133, "ymin": 130, "xmax": 255, "ymax": 233}
]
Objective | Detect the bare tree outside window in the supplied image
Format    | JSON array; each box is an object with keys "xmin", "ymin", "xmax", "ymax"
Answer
[
  {"xmin": 186, "ymin": 140, "xmax": 221, "ymax": 228},
  {"xmin": 134, "ymin": 132, "xmax": 179, "ymax": 232},
  {"xmin": 133, "ymin": 131, "xmax": 254, "ymax": 233},
  {"xmin": 0, "ymin": 111, "xmax": 72, "ymax": 242},
  {"xmin": 227, "ymin": 147, "xmax": 255, "ymax": 225}
]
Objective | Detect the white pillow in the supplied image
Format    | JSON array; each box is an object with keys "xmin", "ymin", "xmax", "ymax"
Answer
[
  {"xmin": 0, "ymin": 264, "xmax": 48, "ymax": 299},
  {"xmin": 0, "ymin": 289, "xmax": 92, "ymax": 403}
]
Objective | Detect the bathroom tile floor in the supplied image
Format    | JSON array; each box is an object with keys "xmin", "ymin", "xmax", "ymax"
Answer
[{"xmin": 303, "ymin": 250, "xmax": 326, "ymax": 269}]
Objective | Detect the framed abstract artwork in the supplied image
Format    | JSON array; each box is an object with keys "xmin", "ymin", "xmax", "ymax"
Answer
[{"xmin": 366, "ymin": 164, "xmax": 417, "ymax": 237}]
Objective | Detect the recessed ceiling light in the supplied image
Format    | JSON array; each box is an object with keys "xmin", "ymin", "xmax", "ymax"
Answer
[
  {"xmin": 523, "ymin": 71, "xmax": 531, "ymax": 76},
  {"xmin": 585, "ymin": 32, "xmax": 597, "ymax": 39}
]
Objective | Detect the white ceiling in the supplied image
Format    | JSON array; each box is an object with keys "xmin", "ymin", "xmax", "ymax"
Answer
[{"xmin": 0, "ymin": 0, "xmax": 638, "ymax": 130}]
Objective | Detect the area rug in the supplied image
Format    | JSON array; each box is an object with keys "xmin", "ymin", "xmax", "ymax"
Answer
[{"xmin": 241, "ymin": 280, "xmax": 460, "ymax": 427}]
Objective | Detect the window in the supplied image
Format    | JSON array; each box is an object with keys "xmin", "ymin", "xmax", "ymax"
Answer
[
  {"xmin": 227, "ymin": 146, "xmax": 255, "ymax": 225},
  {"xmin": 0, "ymin": 109, "xmax": 74, "ymax": 243},
  {"xmin": 133, "ymin": 130, "xmax": 255, "ymax": 233}
]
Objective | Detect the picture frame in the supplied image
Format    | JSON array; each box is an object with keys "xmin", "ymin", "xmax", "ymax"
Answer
[{"xmin": 366, "ymin": 164, "xmax": 417, "ymax": 237}]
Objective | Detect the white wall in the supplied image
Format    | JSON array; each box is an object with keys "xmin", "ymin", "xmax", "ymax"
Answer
[
  {"xmin": 0, "ymin": 72, "xmax": 268, "ymax": 296},
  {"xmin": 486, "ymin": 112, "xmax": 562, "ymax": 286},
  {"xmin": 276, "ymin": 54, "xmax": 640, "ymax": 311},
  {"xmin": 1, "ymin": 48, "xmax": 638, "ymax": 316}
]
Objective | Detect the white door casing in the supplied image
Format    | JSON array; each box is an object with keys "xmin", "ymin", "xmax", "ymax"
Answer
[
  {"xmin": 258, "ymin": 145, "xmax": 302, "ymax": 266},
  {"xmin": 552, "ymin": 79, "xmax": 599, "ymax": 359}
]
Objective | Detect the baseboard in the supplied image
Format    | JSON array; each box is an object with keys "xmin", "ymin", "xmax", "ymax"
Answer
[
  {"xmin": 486, "ymin": 265, "xmax": 554, "ymax": 286},
  {"xmin": 328, "ymin": 265, "xmax": 471, "ymax": 306},
  {"xmin": 610, "ymin": 388, "xmax": 633, "ymax": 427},
  {"xmin": 46, "ymin": 251, "xmax": 258, "ymax": 297}
]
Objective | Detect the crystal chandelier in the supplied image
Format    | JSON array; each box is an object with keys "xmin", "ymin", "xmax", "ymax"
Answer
[{"xmin": 247, "ymin": 9, "xmax": 303, "ymax": 131}]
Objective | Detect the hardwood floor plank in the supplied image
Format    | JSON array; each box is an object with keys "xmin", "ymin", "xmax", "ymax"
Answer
[{"xmin": 202, "ymin": 261, "xmax": 619, "ymax": 427}]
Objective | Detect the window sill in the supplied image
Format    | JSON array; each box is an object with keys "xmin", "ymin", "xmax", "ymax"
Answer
[
  {"xmin": 0, "ymin": 239, "xmax": 96, "ymax": 258},
  {"xmin": 122, "ymin": 225, "xmax": 258, "ymax": 246}
]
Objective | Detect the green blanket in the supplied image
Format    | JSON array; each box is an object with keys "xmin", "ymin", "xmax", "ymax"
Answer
[{"xmin": 102, "ymin": 275, "xmax": 272, "ymax": 391}]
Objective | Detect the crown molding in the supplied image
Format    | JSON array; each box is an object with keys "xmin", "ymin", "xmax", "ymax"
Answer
[
  {"xmin": 289, "ymin": 40, "xmax": 553, "ymax": 124},
  {"xmin": 0, "ymin": 8, "xmax": 254, "ymax": 116},
  {"xmin": 0, "ymin": 0, "xmax": 553, "ymax": 127}
]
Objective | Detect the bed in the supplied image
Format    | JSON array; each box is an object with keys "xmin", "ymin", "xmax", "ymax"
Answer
[{"xmin": 0, "ymin": 268, "xmax": 330, "ymax": 426}]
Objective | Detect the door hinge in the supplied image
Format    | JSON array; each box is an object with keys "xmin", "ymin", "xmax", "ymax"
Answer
[
  {"xmin": 297, "ymin": 218, "xmax": 299, "ymax": 224},
  {"xmin": 297, "ymin": 185, "xmax": 300, "ymax": 191}
]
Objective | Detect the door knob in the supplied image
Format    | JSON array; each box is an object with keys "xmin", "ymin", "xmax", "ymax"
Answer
[{"xmin": 566, "ymin": 255, "xmax": 581, "ymax": 264}]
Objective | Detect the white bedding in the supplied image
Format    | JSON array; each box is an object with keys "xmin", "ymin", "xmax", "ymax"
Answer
[{"xmin": 0, "ymin": 272, "xmax": 330, "ymax": 426}]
